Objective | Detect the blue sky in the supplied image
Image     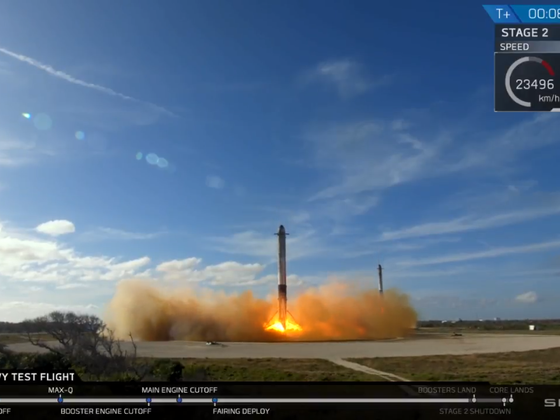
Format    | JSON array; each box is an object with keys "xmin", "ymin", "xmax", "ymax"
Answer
[{"xmin": 0, "ymin": 0, "xmax": 559, "ymax": 322}]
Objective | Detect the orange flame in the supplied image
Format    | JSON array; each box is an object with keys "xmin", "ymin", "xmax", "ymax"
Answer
[{"xmin": 264, "ymin": 314, "xmax": 302, "ymax": 334}]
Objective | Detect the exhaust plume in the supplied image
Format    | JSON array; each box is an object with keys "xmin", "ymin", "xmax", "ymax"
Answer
[{"xmin": 105, "ymin": 279, "xmax": 417, "ymax": 342}]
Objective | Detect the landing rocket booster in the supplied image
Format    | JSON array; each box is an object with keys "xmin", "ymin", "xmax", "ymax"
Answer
[
  {"xmin": 276, "ymin": 225, "xmax": 288, "ymax": 329},
  {"xmin": 378, "ymin": 264, "xmax": 384, "ymax": 296}
]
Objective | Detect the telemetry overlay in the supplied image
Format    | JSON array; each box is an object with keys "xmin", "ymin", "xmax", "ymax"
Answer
[{"xmin": 484, "ymin": 5, "xmax": 560, "ymax": 112}]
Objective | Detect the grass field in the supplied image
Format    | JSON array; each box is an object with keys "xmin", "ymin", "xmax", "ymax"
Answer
[
  {"xmin": 176, "ymin": 358, "xmax": 387, "ymax": 381},
  {"xmin": 417, "ymin": 328, "xmax": 560, "ymax": 335},
  {"xmin": 349, "ymin": 347, "xmax": 560, "ymax": 384}
]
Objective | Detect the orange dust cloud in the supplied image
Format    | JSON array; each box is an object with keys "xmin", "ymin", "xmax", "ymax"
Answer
[{"xmin": 105, "ymin": 279, "xmax": 417, "ymax": 342}]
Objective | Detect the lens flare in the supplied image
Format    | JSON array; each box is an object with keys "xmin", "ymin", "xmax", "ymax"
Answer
[
  {"xmin": 75, "ymin": 131, "xmax": 85, "ymax": 140},
  {"xmin": 146, "ymin": 153, "xmax": 159, "ymax": 165},
  {"xmin": 22, "ymin": 113, "xmax": 31, "ymax": 119},
  {"xmin": 157, "ymin": 157, "xmax": 169, "ymax": 168},
  {"xmin": 33, "ymin": 113, "xmax": 53, "ymax": 131},
  {"xmin": 136, "ymin": 152, "xmax": 143, "ymax": 160}
]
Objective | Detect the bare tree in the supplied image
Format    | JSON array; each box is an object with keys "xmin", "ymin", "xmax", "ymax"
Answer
[{"xmin": 22, "ymin": 311, "xmax": 148, "ymax": 380}]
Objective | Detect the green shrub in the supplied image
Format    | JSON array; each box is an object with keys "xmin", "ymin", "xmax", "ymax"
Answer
[
  {"xmin": 182, "ymin": 364, "xmax": 209, "ymax": 381},
  {"xmin": 101, "ymin": 371, "xmax": 142, "ymax": 382},
  {"xmin": 19, "ymin": 353, "xmax": 72, "ymax": 370},
  {"xmin": 0, "ymin": 355, "xmax": 18, "ymax": 369},
  {"xmin": 150, "ymin": 360, "xmax": 185, "ymax": 382}
]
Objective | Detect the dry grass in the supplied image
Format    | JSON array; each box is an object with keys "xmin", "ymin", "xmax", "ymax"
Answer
[
  {"xmin": 0, "ymin": 333, "xmax": 53, "ymax": 344},
  {"xmin": 178, "ymin": 358, "xmax": 387, "ymax": 381},
  {"xmin": 349, "ymin": 347, "xmax": 560, "ymax": 384}
]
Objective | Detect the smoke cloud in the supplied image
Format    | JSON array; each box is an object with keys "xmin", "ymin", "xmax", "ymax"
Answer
[{"xmin": 105, "ymin": 279, "xmax": 417, "ymax": 342}]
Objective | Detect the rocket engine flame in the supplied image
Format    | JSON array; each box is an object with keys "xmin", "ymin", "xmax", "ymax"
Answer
[{"xmin": 264, "ymin": 313, "xmax": 302, "ymax": 334}]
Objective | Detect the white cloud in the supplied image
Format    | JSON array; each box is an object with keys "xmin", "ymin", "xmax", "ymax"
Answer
[
  {"xmin": 201, "ymin": 261, "xmax": 266, "ymax": 286},
  {"xmin": 515, "ymin": 291, "xmax": 538, "ymax": 304},
  {"xmin": 305, "ymin": 59, "xmax": 390, "ymax": 98},
  {"xmin": 155, "ymin": 257, "xmax": 268, "ymax": 286},
  {"xmin": 157, "ymin": 257, "xmax": 201, "ymax": 273},
  {"xmin": 398, "ymin": 239, "xmax": 560, "ymax": 267},
  {"xmin": 35, "ymin": 220, "xmax": 76, "ymax": 236},
  {"xmin": 381, "ymin": 204, "xmax": 560, "ymax": 241},
  {"xmin": 81, "ymin": 227, "xmax": 165, "ymax": 241},
  {"xmin": 153, "ymin": 257, "xmax": 309, "ymax": 288},
  {"xmin": 55, "ymin": 283, "xmax": 89, "ymax": 290},
  {"xmin": 0, "ymin": 301, "xmax": 99, "ymax": 322},
  {"xmin": 109, "ymin": 257, "xmax": 151, "ymax": 273},
  {"xmin": 0, "ymin": 223, "xmax": 150, "ymax": 286},
  {"xmin": 0, "ymin": 235, "xmax": 67, "ymax": 262},
  {"xmin": 0, "ymin": 220, "xmax": 311, "ymax": 293},
  {"xmin": 0, "ymin": 47, "xmax": 175, "ymax": 117},
  {"xmin": 206, "ymin": 175, "xmax": 225, "ymax": 189}
]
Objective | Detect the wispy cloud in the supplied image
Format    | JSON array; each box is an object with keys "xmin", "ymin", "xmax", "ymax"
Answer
[
  {"xmin": 0, "ymin": 47, "xmax": 176, "ymax": 117},
  {"xmin": 321, "ymin": 195, "xmax": 379, "ymax": 220},
  {"xmin": 339, "ymin": 236, "xmax": 461, "ymax": 259},
  {"xmin": 515, "ymin": 291, "xmax": 539, "ymax": 304},
  {"xmin": 448, "ymin": 113, "xmax": 560, "ymax": 173},
  {"xmin": 304, "ymin": 59, "xmax": 391, "ymax": 98},
  {"xmin": 412, "ymin": 295, "xmax": 500, "ymax": 311},
  {"xmin": 210, "ymin": 229, "xmax": 328, "ymax": 260},
  {"xmin": 441, "ymin": 180, "xmax": 539, "ymax": 213},
  {"xmin": 306, "ymin": 119, "xmax": 444, "ymax": 200},
  {"xmin": 306, "ymin": 113, "xmax": 560, "ymax": 201},
  {"xmin": 398, "ymin": 239, "xmax": 560, "ymax": 267},
  {"xmin": 81, "ymin": 227, "xmax": 166, "ymax": 241},
  {"xmin": 0, "ymin": 135, "xmax": 37, "ymax": 167},
  {"xmin": 381, "ymin": 204, "xmax": 560, "ymax": 241},
  {"xmin": 0, "ymin": 61, "xmax": 12, "ymax": 76},
  {"xmin": 206, "ymin": 175, "xmax": 225, "ymax": 189}
]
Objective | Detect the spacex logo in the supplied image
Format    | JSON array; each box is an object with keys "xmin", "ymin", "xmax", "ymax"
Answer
[{"xmin": 544, "ymin": 399, "xmax": 560, "ymax": 408}]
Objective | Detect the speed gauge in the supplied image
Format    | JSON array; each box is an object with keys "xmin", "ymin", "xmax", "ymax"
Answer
[
  {"xmin": 505, "ymin": 57, "xmax": 555, "ymax": 107},
  {"xmin": 495, "ymin": 53, "xmax": 560, "ymax": 112}
]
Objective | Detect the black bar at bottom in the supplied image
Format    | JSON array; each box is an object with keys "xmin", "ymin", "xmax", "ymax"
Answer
[{"xmin": 0, "ymin": 405, "xmax": 532, "ymax": 420}]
